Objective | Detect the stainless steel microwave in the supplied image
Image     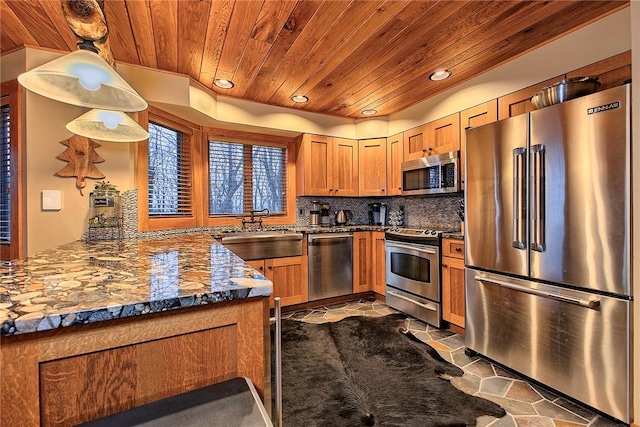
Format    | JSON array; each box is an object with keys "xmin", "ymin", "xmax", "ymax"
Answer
[{"xmin": 401, "ymin": 151, "xmax": 460, "ymax": 195}]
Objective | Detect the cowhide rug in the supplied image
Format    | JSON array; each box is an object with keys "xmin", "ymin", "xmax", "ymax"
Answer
[{"xmin": 272, "ymin": 313, "xmax": 505, "ymax": 426}]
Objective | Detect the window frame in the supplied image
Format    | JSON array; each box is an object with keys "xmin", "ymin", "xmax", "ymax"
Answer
[
  {"xmin": 135, "ymin": 109, "xmax": 297, "ymax": 231},
  {"xmin": 136, "ymin": 107, "xmax": 203, "ymax": 232},
  {"xmin": 203, "ymin": 129, "xmax": 297, "ymax": 227},
  {"xmin": 207, "ymin": 139, "xmax": 288, "ymax": 217},
  {"xmin": 0, "ymin": 81, "xmax": 24, "ymax": 260}
]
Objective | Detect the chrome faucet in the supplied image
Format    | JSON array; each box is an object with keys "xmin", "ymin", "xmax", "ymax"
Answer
[{"xmin": 241, "ymin": 208, "xmax": 270, "ymax": 229}]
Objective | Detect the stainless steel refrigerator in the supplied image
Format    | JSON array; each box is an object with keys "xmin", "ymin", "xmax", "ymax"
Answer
[{"xmin": 464, "ymin": 84, "xmax": 631, "ymax": 423}]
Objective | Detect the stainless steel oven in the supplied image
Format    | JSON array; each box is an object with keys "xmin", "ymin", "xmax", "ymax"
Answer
[{"xmin": 385, "ymin": 229, "xmax": 442, "ymax": 327}]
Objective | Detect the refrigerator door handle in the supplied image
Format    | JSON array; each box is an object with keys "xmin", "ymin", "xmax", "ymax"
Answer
[
  {"xmin": 530, "ymin": 144, "xmax": 545, "ymax": 252},
  {"xmin": 475, "ymin": 274, "xmax": 600, "ymax": 309},
  {"xmin": 512, "ymin": 147, "xmax": 526, "ymax": 249}
]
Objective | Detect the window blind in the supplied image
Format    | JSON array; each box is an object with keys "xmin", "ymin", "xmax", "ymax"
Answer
[
  {"xmin": 209, "ymin": 141, "xmax": 286, "ymax": 215},
  {"xmin": 148, "ymin": 121, "xmax": 192, "ymax": 216},
  {"xmin": 0, "ymin": 103, "xmax": 10, "ymax": 243}
]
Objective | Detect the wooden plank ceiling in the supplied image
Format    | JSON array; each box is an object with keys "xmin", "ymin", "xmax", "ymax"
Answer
[{"xmin": 0, "ymin": 0, "xmax": 629, "ymax": 118}]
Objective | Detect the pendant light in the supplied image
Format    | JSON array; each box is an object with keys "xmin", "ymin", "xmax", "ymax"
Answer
[
  {"xmin": 66, "ymin": 109, "xmax": 149, "ymax": 142},
  {"xmin": 18, "ymin": 45, "xmax": 147, "ymax": 112}
]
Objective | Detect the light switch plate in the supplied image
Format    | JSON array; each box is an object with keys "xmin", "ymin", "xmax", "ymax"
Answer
[{"xmin": 42, "ymin": 190, "xmax": 62, "ymax": 211}]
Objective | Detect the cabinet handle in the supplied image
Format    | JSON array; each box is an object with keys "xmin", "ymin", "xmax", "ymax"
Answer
[
  {"xmin": 442, "ymin": 263, "xmax": 448, "ymax": 268},
  {"xmin": 455, "ymin": 247, "xmax": 462, "ymax": 252},
  {"xmin": 268, "ymin": 266, "xmax": 273, "ymax": 270}
]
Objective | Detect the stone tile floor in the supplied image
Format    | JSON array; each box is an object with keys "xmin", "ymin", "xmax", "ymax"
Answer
[{"xmin": 283, "ymin": 298, "xmax": 626, "ymax": 427}]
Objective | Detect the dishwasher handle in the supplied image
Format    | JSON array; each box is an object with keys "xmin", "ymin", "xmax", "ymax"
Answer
[{"xmin": 308, "ymin": 233, "xmax": 353, "ymax": 242}]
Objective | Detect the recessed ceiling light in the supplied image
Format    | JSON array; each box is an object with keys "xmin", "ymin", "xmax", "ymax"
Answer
[
  {"xmin": 291, "ymin": 95, "xmax": 309, "ymax": 103},
  {"xmin": 430, "ymin": 69, "xmax": 451, "ymax": 81},
  {"xmin": 214, "ymin": 79, "xmax": 234, "ymax": 89},
  {"xmin": 361, "ymin": 109, "xmax": 377, "ymax": 116}
]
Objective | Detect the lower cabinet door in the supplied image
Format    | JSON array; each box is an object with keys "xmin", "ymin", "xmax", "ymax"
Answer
[
  {"xmin": 372, "ymin": 232, "xmax": 386, "ymax": 295},
  {"xmin": 353, "ymin": 232, "xmax": 373, "ymax": 293},
  {"xmin": 442, "ymin": 256, "xmax": 465, "ymax": 328},
  {"xmin": 265, "ymin": 256, "xmax": 308, "ymax": 307}
]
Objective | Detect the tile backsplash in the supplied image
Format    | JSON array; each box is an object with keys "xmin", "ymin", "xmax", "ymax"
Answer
[
  {"xmin": 91, "ymin": 190, "xmax": 463, "ymax": 241},
  {"xmin": 296, "ymin": 194, "xmax": 463, "ymax": 231}
]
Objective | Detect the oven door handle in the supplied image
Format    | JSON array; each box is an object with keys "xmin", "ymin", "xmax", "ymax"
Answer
[
  {"xmin": 387, "ymin": 290, "xmax": 438, "ymax": 311},
  {"xmin": 385, "ymin": 242, "xmax": 437, "ymax": 254}
]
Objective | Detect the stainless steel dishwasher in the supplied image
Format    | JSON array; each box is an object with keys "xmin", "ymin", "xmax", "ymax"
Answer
[{"xmin": 307, "ymin": 233, "xmax": 353, "ymax": 301}]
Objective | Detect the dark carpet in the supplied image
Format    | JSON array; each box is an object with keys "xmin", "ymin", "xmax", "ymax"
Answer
[{"xmin": 272, "ymin": 314, "xmax": 505, "ymax": 427}]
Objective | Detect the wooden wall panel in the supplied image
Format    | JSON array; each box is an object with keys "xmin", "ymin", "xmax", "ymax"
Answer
[
  {"xmin": 1, "ymin": 298, "xmax": 270, "ymax": 427},
  {"xmin": 40, "ymin": 326, "xmax": 238, "ymax": 425}
]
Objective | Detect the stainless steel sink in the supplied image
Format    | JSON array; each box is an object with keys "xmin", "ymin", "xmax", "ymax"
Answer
[{"xmin": 216, "ymin": 230, "xmax": 303, "ymax": 260}]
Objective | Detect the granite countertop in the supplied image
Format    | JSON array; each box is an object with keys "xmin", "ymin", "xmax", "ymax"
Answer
[
  {"xmin": 441, "ymin": 232, "xmax": 464, "ymax": 240},
  {"xmin": 210, "ymin": 224, "xmax": 388, "ymax": 235},
  {"xmin": 0, "ymin": 234, "xmax": 272, "ymax": 337}
]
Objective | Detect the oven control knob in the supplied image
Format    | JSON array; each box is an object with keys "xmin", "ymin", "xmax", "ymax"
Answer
[{"xmin": 431, "ymin": 230, "xmax": 437, "ymax": 235}]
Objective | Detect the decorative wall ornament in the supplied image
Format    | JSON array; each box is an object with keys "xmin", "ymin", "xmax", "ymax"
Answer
[{"xmin": 55, "ymin": 135, "xmax": 105, "ymax": 195}]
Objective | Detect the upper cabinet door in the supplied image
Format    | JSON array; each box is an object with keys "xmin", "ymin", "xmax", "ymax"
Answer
[
  {"xmin": 460, "ymin": 100, "xmax": 498, "ymax": 189},
  {"xmin": 497, "ymin": 76, "xmax": 557, "ymax": 120},
  {"xmin": 358, "ymin": 138, "xmax": 387, "ymax": 197},
  {"xmin": 386, "ymin": 132, "xmax": 403, "ymax": 196},
  {"xmin": 403, "ymin": 125, "xmax": 428, "ymax": 160},
  {"xmin": 297, "ymin": 134, "xmax": 333, "ymax": 196},
  {"xmin": 332, "ymin": 137, "xmax": 359, "ymax": 197},
  {"xmin": 425, "ymin": 112, "xmax": 460, "ymax": 156}
]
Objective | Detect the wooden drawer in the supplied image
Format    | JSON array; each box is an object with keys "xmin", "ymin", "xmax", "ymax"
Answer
[{"xmin": 442, "ymin": 238, "xmax": 464, "ymax": 259}]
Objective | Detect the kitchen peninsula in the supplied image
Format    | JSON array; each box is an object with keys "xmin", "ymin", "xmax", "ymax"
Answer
[{"xmin": 0, "ymin": 234, "xmax": 272, "ymax": 426}]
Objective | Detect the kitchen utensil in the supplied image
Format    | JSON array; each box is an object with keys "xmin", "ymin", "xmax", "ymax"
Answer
[
  {"xmin": 335, "ymin": 210, "xmax": 353, "ymax": 225},
  {"xmin": 530, "ymin": 76, "xmax": 600, "ymax": 109}
]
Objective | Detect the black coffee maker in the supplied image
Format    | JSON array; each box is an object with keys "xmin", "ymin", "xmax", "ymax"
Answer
[{"xmin": 368, "ymin": 202, "xmax": 387, "ymax": 226}]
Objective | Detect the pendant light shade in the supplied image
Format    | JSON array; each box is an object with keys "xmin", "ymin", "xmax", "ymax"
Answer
[
  {"xmin": 66, "ymin": 109, "xmax": 149, "ymax": 142},
  {"xmin": 18, "ymin": 49, "xmax": 147, "ymax": 112}
]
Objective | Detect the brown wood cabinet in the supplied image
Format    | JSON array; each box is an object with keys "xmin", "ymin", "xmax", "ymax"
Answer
[
  {"xmin": 403, "ymin": 125, "xmax": 428, "ymax": 160},
  {"xmin": 442, "ymin": 238, "xmax": 465, "ymax": 330},
  {"xmin": 425, "ymin": 112, "xmax": 460, "ymax": 156},
  {"xmin": 296, "ymin": 134, "xmax": 358, "ymax": 196},
  {"xmin": 248, "ymin": 256, "xmax": 308, "ymax": 307},
  {"xmin": 386, "ymin": 132, "xmax": 403, "ymax": 196},
  {"xmin": 1, "ymin": 298, "xmax": 270, "ymax": 427},
  {"xmin": 403, "ymin": 113, "xmax": 460, "ymax": 160},
  {"xmin": 498, "ymin": 51, "xmax": 631, "ymax": 120},
  {"xmin": 372, "ymin": 231, "xmax": 386, "ymax": 295},
  {"xmin": 353, "ymin": 231, "xmax": 373, "ymax": 293},
  {"xmin": 332, "ymin": 137, "xmax": 359, "ymax": 197},
  {"xmin": 358, "ymin": 138, "xmax": 387, "ymax": 196},
  {"xmin": 460, "ymin": 100, "xmax": 498, "ymax": 189}
]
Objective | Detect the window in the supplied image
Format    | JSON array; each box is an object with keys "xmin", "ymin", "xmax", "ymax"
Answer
[
  {"xmin": 208, "ymin": 141, "xmax": 286, "ymax": 216},
  {"xmin": 147, "ymin": 121, "xmax": 192, "ymax": 216},
  {"xmin": 136, "ymin": 108, "xmax": 296, "ymax": 230},
  {"xmin": 0, "ymin": 102, "xmax": 10, "ymax": 243},
  {"xmin": 0, "ymin": 81, "xmax": 22, "ymax": 260}
]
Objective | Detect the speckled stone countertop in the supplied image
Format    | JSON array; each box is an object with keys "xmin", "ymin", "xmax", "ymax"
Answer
[
  {"xmin": 0, "ymin": 234, "xmax": 272, "ymax": 337},
  {"xmin": 441, "ymin": 232, "xmax": 464, "ymax": 240},
  {"xmin": 210, "ymin": 224, "xmax": 388, "ymax": 236}
]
